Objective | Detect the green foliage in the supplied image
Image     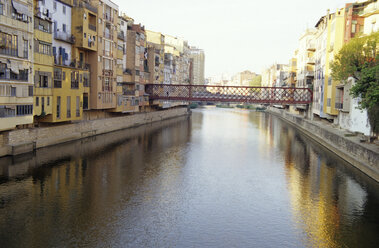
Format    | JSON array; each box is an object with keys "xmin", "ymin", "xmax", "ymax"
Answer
[
  {"xmin": 249, "ymin": 75, "xmax": 262, "ymax": 87},
  {"xmin": 331, "ymin": 32, "xmax": 379, "ymax": 134}
]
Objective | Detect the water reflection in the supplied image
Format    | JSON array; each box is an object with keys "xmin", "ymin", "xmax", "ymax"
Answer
[{"xmin": 0, "ymin": 108, "xmax": 378, "ymax": 248}]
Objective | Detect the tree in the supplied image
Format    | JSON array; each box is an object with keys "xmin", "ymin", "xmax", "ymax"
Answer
[
  {"xmin": 249, "ymin": 75, "xmax": 262, "ymax": 87},
  {"xmin": 331, "ymin": 31, "xmax": 379, "ymax": 135}
]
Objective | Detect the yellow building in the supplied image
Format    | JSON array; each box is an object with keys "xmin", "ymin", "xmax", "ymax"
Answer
[
  {"xmin": 111, "ymin": 14, "xmax": 138, "ymax": 113},
  {"xmin": 0, "ymin": 0, "xmax": 34, "ymax": 131},
  {"xmin": 324, "ymin": 9, "xmax": 346, "ymax": 116},
  {"xmin": 33, "ymin": 0, "xmax": 54, "ymax": 121},
  {"xmin": 71, "ymin": 0, "xmax": 98, "ymax": 112}
]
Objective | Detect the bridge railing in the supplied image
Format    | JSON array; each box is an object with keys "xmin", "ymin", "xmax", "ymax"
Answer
[{"xmin": 145, "ymin": 84, "xmax": 313, "ymax": 104}]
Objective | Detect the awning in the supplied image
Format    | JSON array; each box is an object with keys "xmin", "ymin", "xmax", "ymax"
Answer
[
  {"xmin": 12, "ymin": 0, "xmax": 31, "ymax": 17},
  {"xmin": 10, "ymin": 61, "xmax": 20, "ymax": 74}
]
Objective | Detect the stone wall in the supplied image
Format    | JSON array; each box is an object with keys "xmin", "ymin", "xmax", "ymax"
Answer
[
  {"xmin": 0, "ymin": 107, "xmax": 189, "ymax": 157},
  {"xmin": 268, "ymin": 107, "xmax": 379, "ymax": 182}
]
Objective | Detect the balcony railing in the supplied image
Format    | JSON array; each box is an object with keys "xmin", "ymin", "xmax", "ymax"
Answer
[
  {"xmin": 103, "ymin": 31, "xmax": 113, "ymax": 40},
  {"xmin": 103, "ymin": 13, "xmax": 113, "ymax": 22},
  {"xmin": 124, "ymin": 90, "xmax": 137, "ymax": 96},
  {"xmin": 0, "ymin": 71, "xmax": 28, "ymax": 81},
  {"xmin": 335, "ymin": 102, "xmax": 343, "ymax": 110},
  {"xmin": 71, "ymin": 80, "xmax": 79, "ymax": 89},
  {"xmin": 103, "ymin": 69, "xmax": 113, "ymax": 76},
  {"xmin": 75, "ymin": 0, "xmax": 98, "ymax": 13},
  {"xmin": 54, "ymin": 31, "xmax": 75, "ymax": 43},
  {"xmin": 0, "ymin": 48, "xmax": 18, "ymax": 57},
  {"xmin": 117, "ymin": 32, "xmax": 125, "ymax": 40},
  {"xmin": 88, "ymin": 24, "xmax": 96, "ymax": 31}
]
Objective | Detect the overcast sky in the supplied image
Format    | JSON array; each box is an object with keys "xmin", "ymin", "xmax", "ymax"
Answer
[{"xmin": 116, "ymin": 0, "xmax": 349, "ymax": 78}]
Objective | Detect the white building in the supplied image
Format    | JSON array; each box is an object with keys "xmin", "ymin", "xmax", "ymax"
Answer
[
  {"xmin": 312, "ymin": 16, "xmax": 330, "ymax": 119},
  {"xmin": 50, "ymin": 0, "xmax": 73, "ymax": 66}
]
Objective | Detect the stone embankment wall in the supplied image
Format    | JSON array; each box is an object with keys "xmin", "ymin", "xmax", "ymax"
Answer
[
  {"xmin": 268, "ymin": 107, "xmax": 379, "ymax": 182},
  {"xmin": 0, "ymin": 108, "xmax": 189, "ymax": 157}
]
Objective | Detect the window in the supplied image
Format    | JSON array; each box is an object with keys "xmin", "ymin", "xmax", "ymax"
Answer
[
  {"xmin": 0, "ymin": 33, "xmax": 18, "ymax": 56},
  {"xmin": 0, "ymin": 63, "xmax": 28, "ymax": 81},
  {"xmin": 57, "ymin": 96, "xmax": 61, "ymax": 118},
  {"xmin": 21, "ymin": 40, "xmax": 28, "ymax": 59},
  {"xmin": 29, "ymin": 86, "xmax": 33, "ymax": 96},
  {"xmin": 16, "ymin": 105, "xmax": 33, "ymax": 116},
  {"xmin": 62, "ymin": 24, "xmax": 66, "ymax": 32},
  {"xmin": 327, "ymin": 98, "xmax": 331, "ymax": 107},
  {"xmin": 84, "ymin": 33, "xmax": 86, "ymax": 38},
  {"xmin": 63, "ymin": 6, "xmax": 66, "ymax": 14},
  {"xmin": 71, "ymin": 71, "xmax": 79, "ymax": 89},
  {"xmin": 76, "ymin": 96, "xmax": 80, "ymax": 117},
  {"xmin": 0, "ymin": 4, "xmax": 3, "ymax": 15},
  {"xmin": 35, "ymin": 18, "xmax": 51, "ymax": 33},
  {"xmin": 54, "ymin": 68, "xmax": 62, "ymax": 88},
  {"xmin": 36, "ymin": 97, "xmax": 39, "ymax": 106},
  {"xmin": 11, "ymin": 87, "xmax": 16, "ymax": 96},
  {"xmin": 0, "ymin": 106, "xmax": 16, "ymax": 118},
  {"xmin": 38, "ymin": 42, "xmax": 51, "ymax": 55},
  {"xmin": 47, "ymin": 97, "xmax": 50, "ymax": 106},
  {"xmin": 39, "ymin": 75, "xmax": 49, "ymax": 88},
  {"xmin": 53, "ymin": 2, "xmax": 57, "ymax": 10},
  {"xmin": 67, "ymin": 96, "xmax": 71, "ymax": 118}
]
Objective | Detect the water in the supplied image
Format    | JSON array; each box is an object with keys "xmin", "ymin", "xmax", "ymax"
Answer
[{"xmin": 0, "ymin": 108, "xmax": 378, "ymax": 248}]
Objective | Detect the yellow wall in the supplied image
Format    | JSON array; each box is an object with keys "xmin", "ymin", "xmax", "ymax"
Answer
[
  {"xmin": 324, "ymin": 9, "xmax": 345, "ymax": 116},
  {"xmin": 39, "ymin": 68, "xmax": 85, "ymax": 123}
]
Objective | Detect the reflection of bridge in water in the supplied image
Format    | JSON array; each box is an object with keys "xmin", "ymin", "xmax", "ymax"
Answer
[{"xmin": 145, "ymin": 84, "xmax": 313, "ymax": 104}]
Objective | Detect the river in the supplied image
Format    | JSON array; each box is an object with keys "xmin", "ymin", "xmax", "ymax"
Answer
[{"xmin": 0, "ymin": 108, "xmax": 378, "ymax": 248}]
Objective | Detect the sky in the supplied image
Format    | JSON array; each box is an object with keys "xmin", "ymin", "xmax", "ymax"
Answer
[{"xmin": 115, "ymin": 0, "xmax": 349, "ymax": 78}]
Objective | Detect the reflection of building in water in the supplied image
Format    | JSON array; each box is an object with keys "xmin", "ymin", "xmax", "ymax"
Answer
[
  {"xmin": 279, "ymin": 124, "xmax": 369, "ymax": 247},
  {"xmin": 0, "ymin": 115, "xmax": 191, "ymax": 246}
]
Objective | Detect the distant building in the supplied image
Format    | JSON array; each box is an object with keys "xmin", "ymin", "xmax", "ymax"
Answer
[
  {"xmin": 189, "ymin": 47, "xmax": 205, "ymax": 85},
  {"xmin": 231, "ymin": 70, "xmax": 258, "ymax": 86}
]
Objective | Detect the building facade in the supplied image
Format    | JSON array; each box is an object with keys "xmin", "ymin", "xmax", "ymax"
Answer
[{"xmin": 0, "ymin": 0, "xmax": 34, "ymax": 131}]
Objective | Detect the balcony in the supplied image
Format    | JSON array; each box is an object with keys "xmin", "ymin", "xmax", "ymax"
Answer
[
  {"xmin": 0, "ymin": 70, "xmax": 28, "ymax": 82},
  {"xmin": 306, "ymin": 57, "xmax": 315, "ymax": 65},
  {"xmin": 103, "ymin": 13, "xmax": 113, "ymax": 23},
  {"xmin": 103, "ymin": 31, "xmax": 113, "ymax": 40},
  {"xmin": 103, "ymin": 50, "xmax": 113, "ymax": 57},
  {"xmin": 103, "ymin": 69, "xmax": 113, "ymax": 76},
  {"xmin": 0, "ymin": 48, "xmax": 18, "ymax": 57},
  {"xmin": 305, "ymin": 70, "xmax": 314, "ymax": 78},
  {"xmin": 54, "ymin": 31, "xmax": 75, "ymax": 44},
  {"xmin": 75, "ymin": 0, "xmax": 98, "ymax": 14},
  {"xmin": 88, "ymin": 24, "xmax": 96, "ymax": 31},
  {"xmin": 117, "ymin": 32, "xmax": 125, "ymax": 41},
  {"xmin": 124, "ymin": 90, "xmax": 137, "ymax": 96},
  {"xmin": 71, "ymin": 80, "xmax": 79, "ymax": 89}
]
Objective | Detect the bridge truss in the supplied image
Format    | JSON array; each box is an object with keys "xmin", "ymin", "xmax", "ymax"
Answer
[{"xmin": 145, "ymin": 84, "xmax": 313, "ymax": 104}]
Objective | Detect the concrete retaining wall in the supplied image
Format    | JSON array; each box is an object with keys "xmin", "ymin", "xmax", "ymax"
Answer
[
  {"xmin": 268, "ymin": 107, "xmax": 379, "ymax": 182},
  {"xmin": 0, "ymin": 107, "xmax": 189, "ymax": 157}
]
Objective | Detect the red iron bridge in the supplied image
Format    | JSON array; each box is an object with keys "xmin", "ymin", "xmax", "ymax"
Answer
[{"xmin": 145, "ymin": 84, "xmax": 313, "ymax": 104}]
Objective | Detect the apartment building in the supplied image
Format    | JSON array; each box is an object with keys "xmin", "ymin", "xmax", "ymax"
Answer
[
  {"xmin": 0, "ymin": 0, "xmax": 34, "ymax": 131},
  {"xmin": 33, "ymin": 0, "xmax": 54, "ymax": 121},
  {"xmin": 323, "ymin": 9, "xmax": 346, "ymax": 118},
  {"xmin": 84, "ymin": 0, "xmax": 118, "ymax": 113},
  {"xmin": 125, "ymin": 19, "xmax": 149, "ymax": 111},
  {"xmin": 189, "ymin": 46, "xmax": 205, "ymax": 85},
  {"xmin": 72, "ymin": 0, "xmax": 97, "ymax": 113},
  {"xmin": 312, "ymin": 15, "xmax": 329, "ymax": 118},
  {"xmin": 110, "ymin": 14, "xmax": 138, "ymax": 113}
]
